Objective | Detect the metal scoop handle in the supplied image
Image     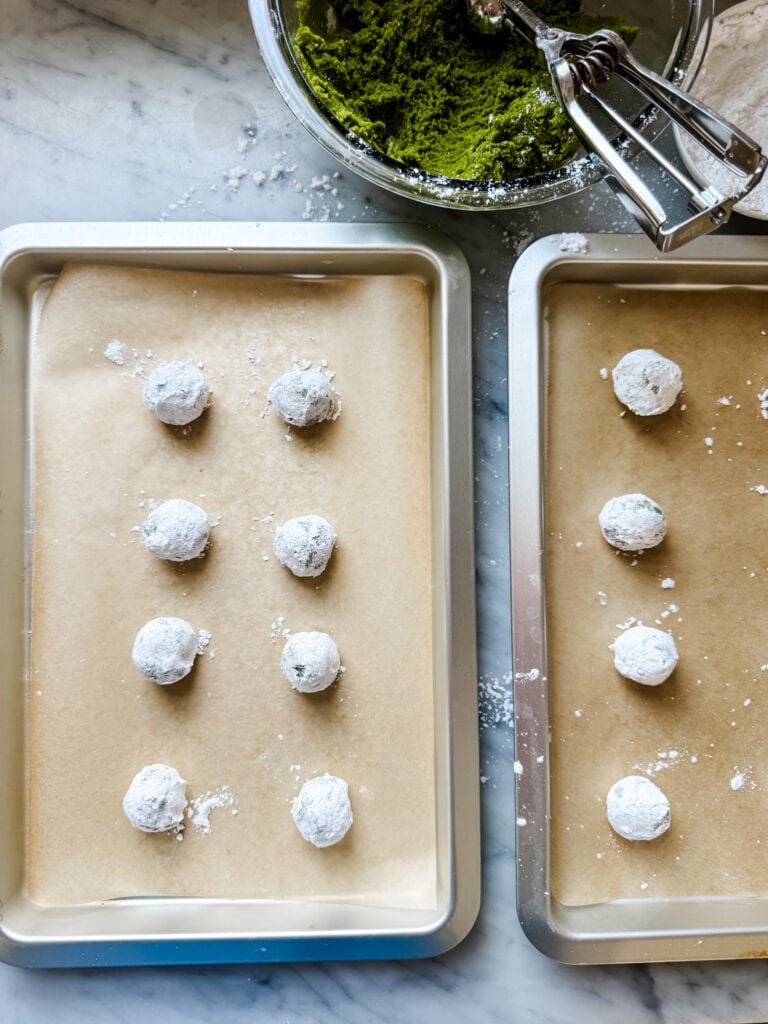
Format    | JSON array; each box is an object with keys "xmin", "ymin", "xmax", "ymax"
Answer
[{"xmin": 471, "ymin": 0, "xmax": 767, "ymax": 251}]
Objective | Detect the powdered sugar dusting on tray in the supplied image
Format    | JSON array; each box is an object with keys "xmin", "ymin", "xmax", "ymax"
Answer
[
  {"xmin": 558, "ymin": 232, "xmax": 589, "ymax": 254},
  {"xmin": 478, "ymin": 671, "xmax": 513, "ymax": 729},
  {"xmin": 102, "ymin": 338, "xmax": 158, "ymax": 379},
  {"xmin": 187, "ymin": 786, "xmax": 237, "ymax": 834}
]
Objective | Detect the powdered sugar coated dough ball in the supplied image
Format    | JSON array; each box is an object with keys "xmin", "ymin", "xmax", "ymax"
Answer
[
  {"xmin": 268, "ymin": 369, "xmax": 335, "ymax": 427},
  {"xmin": 291, "ymin": 774, "xmax": 353, "ymax": 847},
  {"xmin": 274, "ymin": 514, "xmax": 336, "ymax": 578},
  {"xmin": 612, "ymin": 349, "xmax": 683, "ymax": 416},
  {"xmin": 142, "ymin": 360, "xmax": 209, "ymax": 425},
  {"xmin": 132, "ymin": 616, "xmax": 198, "ymax": 684},
  {"xmin": 611, "ymin": 624, "xmax": 679, "ymax": 686},
  {"xmin": 143, "ymin": 499, "xmax": 210, "ymax": 562},
  {"xmin": 123, "ymin": 763, "xmax": 187, "ymax": 833},
  {"xmin": 606, "ymin": 775, "xmax": 671, "ymax": 841},
  {"xmin": 599, "ymin": 493, "xmax": 667, "ymax": 552},
  {"xmin": 281, "ymin": 631, "xmax": 341, "ymax": 693}
]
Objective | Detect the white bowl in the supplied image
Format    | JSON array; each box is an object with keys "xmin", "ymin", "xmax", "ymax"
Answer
[{"xmin": 676, "ymin": 0, "xmax": 768, "ymax": 220}]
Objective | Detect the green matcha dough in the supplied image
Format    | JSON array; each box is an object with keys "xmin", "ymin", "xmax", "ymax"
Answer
[{"xmin": 295, "ymin": 0, "xmax": 636, "ymax": 181}]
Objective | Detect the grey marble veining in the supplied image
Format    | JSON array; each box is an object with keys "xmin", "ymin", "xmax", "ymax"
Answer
[{"xmin": 3, "ymin": 0, "xmax": 768, "ymax": 1020}]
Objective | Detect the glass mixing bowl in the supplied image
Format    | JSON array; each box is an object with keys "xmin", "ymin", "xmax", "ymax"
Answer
[{"xmin": 248, "ymin": 0, "xmax": 712, "ymax": 210}]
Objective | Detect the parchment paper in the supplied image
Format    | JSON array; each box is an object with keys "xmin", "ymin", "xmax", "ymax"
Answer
[
  {"xmin": 545, "ymin": 282, "xmax": 768, "ymax": 906},
  {"xmin": 28, "ymin": 263, "xmax": 436, "ymax": 908}
]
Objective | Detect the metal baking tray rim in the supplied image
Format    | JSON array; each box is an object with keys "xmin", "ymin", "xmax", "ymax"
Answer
[
  {"xmin": 0, "ymin": 221, "xmax": 479, "ymax": 968},
  {"xmin": 509, "ymin": 231, "xmax": 768, "ymax": 966}
]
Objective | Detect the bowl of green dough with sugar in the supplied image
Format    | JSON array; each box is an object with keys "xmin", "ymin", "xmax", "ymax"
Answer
[{"xmin": 249, "ymin": 0, "xmax": 712, "ymax": 209}]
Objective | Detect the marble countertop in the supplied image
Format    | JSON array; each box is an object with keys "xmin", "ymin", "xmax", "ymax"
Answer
[{"xmin": 3, "ymin": 0, "xmax": 768, "ymax": 1020}]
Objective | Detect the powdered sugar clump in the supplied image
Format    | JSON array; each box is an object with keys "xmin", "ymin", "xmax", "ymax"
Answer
[
  {"xmin": 559, "ymin": 232, "xmax": 589, "ymax": 254},
  {"xmin": 188, "ymin": 786, "xmax": 236, "ymax": 834},
  {"xmin": 478, "ymin": 671, "xmax": 513, "ymax": 728},
  {"xmin": 104, "ymin": 338, "xmax": 129, "ymax": 365}
]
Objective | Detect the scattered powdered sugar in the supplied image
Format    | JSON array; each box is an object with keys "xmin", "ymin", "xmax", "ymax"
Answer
[
  {"xmin": 759, "ymin": 388, "xmax": 768, "ymax": 420},
  {"xmin": 599, "ymin": 367, "xmax": 608, "ymax": 380},
  {"xmin": 660, "ymin": 577, "xmax": 676, "ymax": 589},
  {"xmin": 187, "ymin": 786, "xmax": 236, "ymax": 834},
  {"xmin": 196, "ymin": 629, "xmax": 212, "ymax": 654},
  {"xmin": 751, "ymin": 484, "xmax": 768, "ymax": 494},
  {"xmin": 270, "ymin": 615, "xmax": 291, "ymax": 643},
  {"xmin": 655, "ymin": 601, "xmax": 682, "ymax": 625},
  {"xmin": 730, "ymin": 771, "xmax": 746, "ymax": 791},
  {"xmin": 223, "ymin": 165, "xmax": 249, "ymax": 192},
  {"xmin": 104, "ymin": 338, "xmax": 129, "ymax": 365},
  {"xmin": 102, "ymin": 340, "xmax": 156, "ymax": 379},
  {"xmin": 558, "ymin": 232, "xmax": 589, "ymax": 254},
  {"xmin": 633, "ymin": 749, "xmax": 688, "ymax": 777},
  {"xmin": 478, "ymin": 671, "xmax": 513, "ymax": 728}
]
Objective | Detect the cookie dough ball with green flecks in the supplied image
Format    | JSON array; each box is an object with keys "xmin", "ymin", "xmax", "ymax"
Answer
[
  {"xmin": 606, "ymin": 775, "xmax": 671, "ymax": 841},
  {"xmin": 612, "ymin": 349, "xmax": 682, "ymax": 416},
  {"xmin": 122, "ymin": 763, "xmax": 188, "ymax": 833},
  {"xmin": 611, "ymin": 624, "xmax": 679, "ymax": 686},
  {"xmin": 132, "ymin": 616, "xmax": 199, "ymax": 685},
  {"xmin": 142, "ymin": 499, "xmax": 210, "ymax": 562},
  {"xmin": 291, "ymin": 774, "xmax": 353, "ymax": 847},
  {"xmin": 274, "ymin": 514, "xmax": 336, "ymax": 577},
  {"xmin": 142, "ymin": 361, "xmax": 209, "ymax": 426},
  {"xmin": 281, "ymin": 631, "xmax": 341, "ymax": 693},
  {"xmin": 598, "ymin": 493, "xmax": 667, "ymax": 552},
  {"xmin": 268, "ymin": 369, "xmax": 335, "ymax": 427}
]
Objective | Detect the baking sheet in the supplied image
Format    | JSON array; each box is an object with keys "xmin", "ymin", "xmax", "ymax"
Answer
[
  {"xmin": 546, "ymin": 281, "xmax": 768, "ymax": 906},
  {"xmin": 0, "ymin": 220, "xmax": 481, "ymax": 962},
  {"xmin": 29, "ymin": 262, "xmax": 437, "ymax": 908},
  {"xmin": 509, "ymin": 233, "xmax": 768, "ymax": 965}
]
